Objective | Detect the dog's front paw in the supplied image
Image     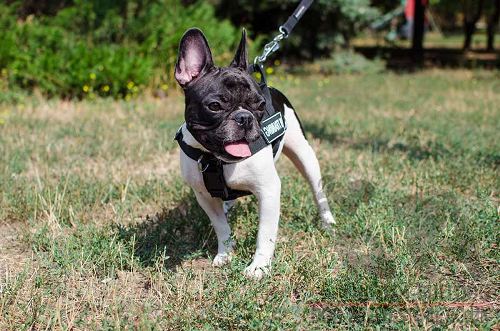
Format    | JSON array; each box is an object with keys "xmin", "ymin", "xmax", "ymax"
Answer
[
  {"xmin": 321, "ymin": 211, "xmax": 336, "ymax": 229},
  {"xmin": 212, "ymin": 252, "xmax": 232, "ymax": 267},
  {"xmin": 243, "ymin": 261, "xmax": 271, "ymax": 280}
]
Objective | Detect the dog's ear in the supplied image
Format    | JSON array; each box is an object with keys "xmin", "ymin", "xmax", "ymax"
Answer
[
  {"xmin": 230, "ymin": 29, "xmax": 248, "ymax": 71},
  {"xmin": 175, "ymin": 28, "xmax": 214, "ymax": 87}
]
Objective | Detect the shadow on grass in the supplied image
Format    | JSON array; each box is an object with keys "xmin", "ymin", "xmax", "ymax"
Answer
[
  {"xmin": 304, "ymin": 121, "xmax": 451, "ymax": 162},
  {"xmin": 116, "ymin": 193, "xmax": 217, "ymax": 270},
  {"xmin": 322, "ymin": 177, "xmax": 376, "ymax": 216},
  {"xmin": 354, "ymin": 46, "xmax": 500, "ymax": 70},
  {"xmin": 305, "ymin": 120, "xmax": 499, "ymax": 168}
]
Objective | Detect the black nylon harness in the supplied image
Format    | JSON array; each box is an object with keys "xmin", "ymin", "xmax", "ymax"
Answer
[
  {"xmin": 175, "ymin": 129, "xmax": 253, "ymax": 201},
  {"xmin": 174, "ymin": 70, "xmax": 290, "ymax": 201}
]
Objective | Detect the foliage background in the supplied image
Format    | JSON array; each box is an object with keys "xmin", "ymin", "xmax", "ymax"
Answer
[
  {"xmin": 216, "ymin": 0, "xmax": 379, "ymax": 56},
  {"xmin": 1, "ymin": 0, "xmax": 240, "ymax": 99},
  {"xmin": 0, "ymin": 0, "xmax": 379, "ymax": 99}
]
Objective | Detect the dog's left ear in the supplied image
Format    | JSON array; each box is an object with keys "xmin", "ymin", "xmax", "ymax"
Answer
[{"xmin": 230, "ymin": 29, "xmax": 248, "ymax": 70}]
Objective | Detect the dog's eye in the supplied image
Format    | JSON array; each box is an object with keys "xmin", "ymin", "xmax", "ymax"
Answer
[{"xmin": 208, "ymin": 102, "xmax": 222, "ymax": 111}]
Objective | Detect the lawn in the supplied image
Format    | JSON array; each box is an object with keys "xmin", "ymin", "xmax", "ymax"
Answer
[{"xmin": 0, "ymin": 68, "xmax": 499, "ymax": 329}]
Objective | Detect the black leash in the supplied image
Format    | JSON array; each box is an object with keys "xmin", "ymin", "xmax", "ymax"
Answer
[
  {"xmin": 248, "ymin": 0, "xmax": 315, "ymax": 152},
  {"xmin": 281, "ymin": 0, "xmax": 314, "ymax": 36},
  {"xmin": 253, "ymin": 0, "xmax": 314, "ymax": 66}
]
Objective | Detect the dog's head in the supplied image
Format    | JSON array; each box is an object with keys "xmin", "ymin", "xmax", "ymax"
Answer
[{"xmin": 175, "ymin": 28, "xmax": 266, "ymax": 161}]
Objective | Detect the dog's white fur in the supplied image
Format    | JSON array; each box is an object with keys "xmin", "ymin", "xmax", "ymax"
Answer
[{"xmin": 179, "ymin": 105, "xmax": 334, "ymax": 279}]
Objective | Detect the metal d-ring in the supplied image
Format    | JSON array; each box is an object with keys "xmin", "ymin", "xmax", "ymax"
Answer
[
  {"xmin": 279, "ymin": 26, "xmax": 288, "ymax": 38},
  {"xmin": 197, "ymin": 155, "xmax": 209, "ymax": 173}
]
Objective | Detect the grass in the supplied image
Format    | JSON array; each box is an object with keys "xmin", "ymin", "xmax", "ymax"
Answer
[{"xmin": 1, "ymin": 68, "xmax": 499, "ymax": 329}]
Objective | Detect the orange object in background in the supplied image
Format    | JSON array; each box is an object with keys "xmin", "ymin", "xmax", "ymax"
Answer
[{"xmin": 405, "ymin": 0, "xmax": 428, "ymax": 21}]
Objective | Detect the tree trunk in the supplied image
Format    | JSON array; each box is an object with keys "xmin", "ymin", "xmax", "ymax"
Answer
[
  {"xmin": 487, "ymin": 0, "xmax": 500, "ymax": 51},
  {"xmin": 463, "ymin": 0, "xmax": 484, "ymax": 50},
  {"xmin": 464, "ymin": 21, "xmax": 476, "ymax": 50},
  {"xmin": 412, "ymin": 0, "xmax": 425, "ymax": 62}
]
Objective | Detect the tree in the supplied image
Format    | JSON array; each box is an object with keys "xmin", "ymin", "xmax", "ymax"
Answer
[
  {"xmin": 486, "ymin": 0, "xmax": 500, "ymax": 51},
  {"xmin": 412, "ymin": 0, "xmax": 426, "ymax": 58},
  {"xmin": 431, "ymin": 0, "xmax": 500, "ymax": 50},
  {"xmin": 463, "ymin": 0, "xmax": 500, "ymax": 50},
  {"xmin": 463, "ymin": 0, "xmax": 485, "ymax": 50}
]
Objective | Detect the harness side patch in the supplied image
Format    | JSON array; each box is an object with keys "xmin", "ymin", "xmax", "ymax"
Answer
[{"xmin": 261, "ymin": 112, "xmax": 286, "ymax": 144}]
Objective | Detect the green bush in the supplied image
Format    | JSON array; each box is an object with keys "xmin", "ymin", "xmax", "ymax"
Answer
[
  {"xmin": 0, "ymin": 1, "xmax": 239, "ymax": 99},
  {"xmin": 1, "ymin": 0, "xmax": 382, "ymax": 100}
]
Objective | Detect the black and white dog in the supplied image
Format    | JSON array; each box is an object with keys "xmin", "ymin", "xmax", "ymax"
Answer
[{"xmin": 175, "ymin": 28, "xmax": 335, "ymax": 279}]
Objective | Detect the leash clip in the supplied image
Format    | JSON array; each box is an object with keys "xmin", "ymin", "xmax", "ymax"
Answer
[
  {"xmin": 197, "ymin": 155, "xmax": 209, "ymax": 173},
  {"xmin": 254, "ymin": 28, "xmax": 287, "ymax": 65}
]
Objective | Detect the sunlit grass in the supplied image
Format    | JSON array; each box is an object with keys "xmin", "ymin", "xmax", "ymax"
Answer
[{"xmin": 0, "ymin": 69, "xmax": 498, "ymax": 329}]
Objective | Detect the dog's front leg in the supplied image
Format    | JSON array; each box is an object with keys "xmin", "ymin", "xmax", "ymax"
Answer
[
  {"xmin": 244, "ymin": 172, "xmax": 281, "ymax": 280},
  {"xmin": 193, "ymin": 191, "xmax": 235, "ymax": 266}
]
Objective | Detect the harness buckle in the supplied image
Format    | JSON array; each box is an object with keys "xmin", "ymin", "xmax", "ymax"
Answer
[{"xmin": 197, "ymin": 155, "xmax": 209, "ymax": 173}]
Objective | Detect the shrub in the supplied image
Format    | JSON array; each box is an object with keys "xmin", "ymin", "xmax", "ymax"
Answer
[
  {"xmin": 0, "ymin": 1, "xmax": 239, "ymax": 99},
  {"xmin": 1, "ymin": 0, "xmax": 383, "ymax": 99}
]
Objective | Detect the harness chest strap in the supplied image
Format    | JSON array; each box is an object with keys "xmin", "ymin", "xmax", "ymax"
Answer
[{"xmin": 175, "ymin": 129, "xmax": 252, "ymax": 201}]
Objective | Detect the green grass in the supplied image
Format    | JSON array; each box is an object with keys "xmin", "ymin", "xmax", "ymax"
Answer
[{"xmin": 1, "ymin": 69, "xmax": 499, "ymax": 329}]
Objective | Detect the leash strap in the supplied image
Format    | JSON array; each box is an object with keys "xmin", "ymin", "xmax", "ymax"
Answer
[
  {"xmin": 247, "ymin": 63, "xmax": 286, "ymax": 154},
  {"xmin": 281, "ymin": 0, "xmax": 314, "ymax": 36},
  {"xmin": 254, "ymin": 0, "xmax": 314, "ymax": 65}
]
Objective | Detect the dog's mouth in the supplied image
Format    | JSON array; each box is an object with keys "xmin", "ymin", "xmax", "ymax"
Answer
[{"xmin": 224, "ymin": 139, "xmax": 251, "ymax": 158}]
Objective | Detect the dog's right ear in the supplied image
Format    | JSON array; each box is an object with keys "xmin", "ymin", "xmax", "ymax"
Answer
[{"xmin": 175, "ymin": 28, "xmax": 214, "ymax": 87}]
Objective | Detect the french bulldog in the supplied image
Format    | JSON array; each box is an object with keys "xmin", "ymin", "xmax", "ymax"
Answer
[{"xmin": 174, "ymin": 28, "xmax": 335, "ymax": 279}]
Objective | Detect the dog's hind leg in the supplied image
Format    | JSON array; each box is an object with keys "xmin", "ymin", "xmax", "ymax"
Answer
[{"xmin": 282, "ymin": 107, "xmax": 336, "ymax": 228}]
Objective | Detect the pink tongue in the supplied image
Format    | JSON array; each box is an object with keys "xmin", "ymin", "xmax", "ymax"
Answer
[{"xmin": 224, "ymin": 141, "xmax": 252, "ymax": 157}]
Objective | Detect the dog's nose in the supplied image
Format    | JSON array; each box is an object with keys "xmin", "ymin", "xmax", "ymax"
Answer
[{"xmin": 234, "ymin": 111, "xmax": 253, "ymax": 129}]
